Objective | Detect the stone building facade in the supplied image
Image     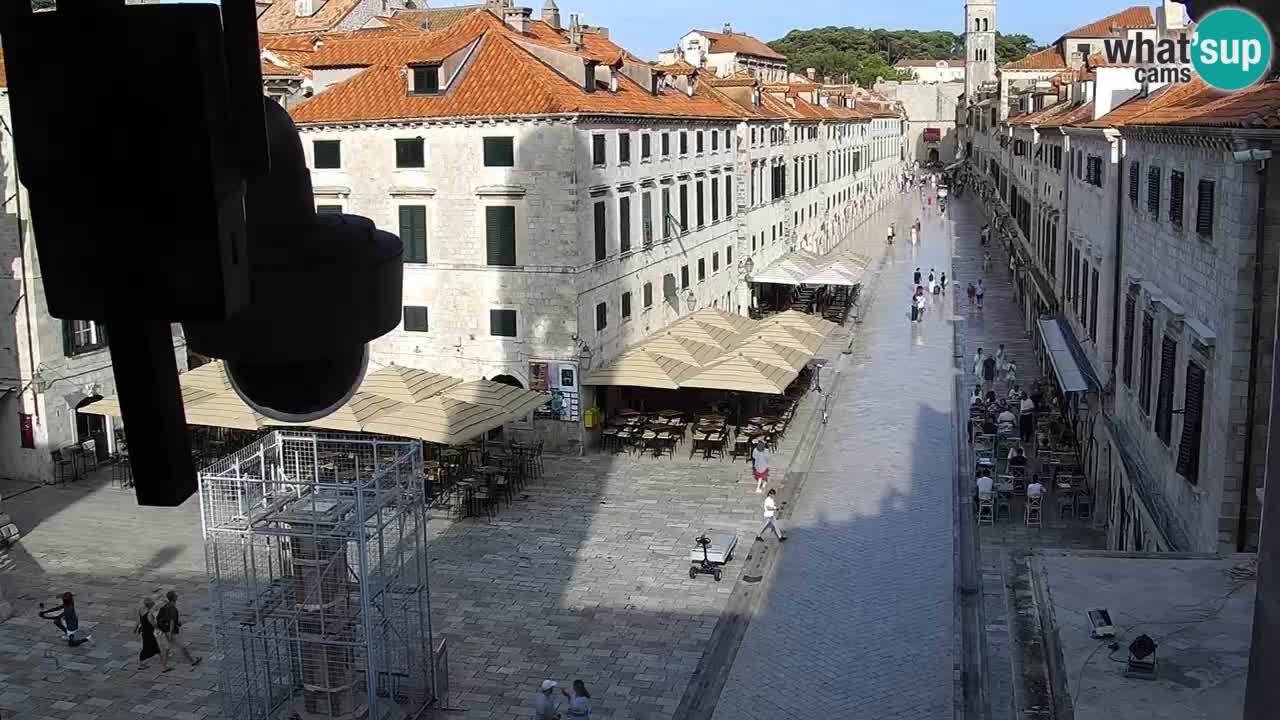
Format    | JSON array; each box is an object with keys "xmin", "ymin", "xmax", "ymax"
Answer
[
  {"xmin": 660, "ymin": 26, "xmax": 789, "ymax": 83},
  {"xmin": 875, "ymin": 80, "xmax": 964, "ymax": 167},
  {"xmin": 289, "ymin": 8, "xmax": 904, "ymax": 452}
]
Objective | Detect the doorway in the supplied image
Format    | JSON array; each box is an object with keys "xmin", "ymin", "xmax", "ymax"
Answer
[
  {"xmin": 75, "ymin": 395, "xmax": 111, "ymax": 461},
  {"xmin": 927, "ymin": 148, "xmax": 940, "ymax": 165}
]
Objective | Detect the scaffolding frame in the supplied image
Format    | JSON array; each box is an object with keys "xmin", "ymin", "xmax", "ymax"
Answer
[{"xmin": 200, "ymin": 431, "xmax": 435, "ymax": 720}]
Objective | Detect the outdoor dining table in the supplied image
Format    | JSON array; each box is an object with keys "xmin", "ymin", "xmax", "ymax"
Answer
[{"xmin": 690, "ymin": 430, "xmax": 724, "ymax": 459}]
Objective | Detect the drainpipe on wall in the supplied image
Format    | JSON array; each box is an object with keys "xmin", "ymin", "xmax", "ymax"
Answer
[
  {"xmin": 1239, "ymin": 150, "xmax": 1271, "ymax": 552},
  {"xmin": 1109, "ymin": 131, "xmax": 1124, "ymax": 383}
]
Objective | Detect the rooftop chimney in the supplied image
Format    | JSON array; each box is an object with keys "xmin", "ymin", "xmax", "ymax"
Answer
[
  {"xmin": 723, "ymin": 22, "xmax": 733, "ymax": 35},
  {"xmin": 541, "ymin": 0, "xmax": 561, "ymax": 30},
  {"xmin": 504, "ymin": 6, "xmax": 532, "ymax": 33},
  {"xmin": 568, "ymin": 14, "xmax": 583, "ymax": 49},
  {"xmin": 584, "ymin": 60, "xmax": 599, "ymax": 92}
]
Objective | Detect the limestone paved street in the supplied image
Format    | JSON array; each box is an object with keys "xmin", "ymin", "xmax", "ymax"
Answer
[{"xmin": 712, "ymin": 192, "xmax": 960, "ymax": 720}]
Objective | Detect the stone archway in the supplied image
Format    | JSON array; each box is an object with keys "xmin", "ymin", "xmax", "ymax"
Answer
[{"xmin": 927, "ymin": 148, "xmax": 940, "ymax": 165}]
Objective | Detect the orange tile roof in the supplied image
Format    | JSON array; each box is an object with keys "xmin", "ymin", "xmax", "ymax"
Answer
[
  {"xmin": 1124, "ymin": 80, "xmax": 1280, "ymax": 129},
  {"xmin": 393, "ymin": 5, "xmax": 486, "ymax": 32},
  {"xmin": 660, "ymin": 61, "xmax": 701, "ymax": 77},
  {"xmin": 290, "ymin": 18, "xmax": 751, "ymax": 124},
  {"xmin": 1059, "ymin": 6, "xmax": 1155, "ymax": 40},
  {"xmin": 304, "ymin": 11, "xmax": 494, "ymax": 68},
  {"xmin": 1040, "ymin": 101, "xmax": 1094, "ymax": 128},
  {"xmin": 0, "ymin": 50, "xmax": 7, "ymax": 88},
  {"xmin": 1002, "ymin": 46, "xmax": 1066, "ymax": 71},
  {"xmin": 369, "ymin": 14, "xmax": 432, "ymax": 32},
  {"xmin": 694, "ymin": 29, "xmax": 786, "ymax": 61},
  {"xmin": 708, "ymin": 71, "xmax": 757, "ymax": 87},
  {"xmin": 1077, "ymin": 82, "xmax": 1197, "ymax": 128},
  {"xmin": 261, "ymin": 59, "xmax": 302, "ymax": 78},
  {"xmin": 258, "ymin": 0, "xmax": 363, "ymax": 34}
]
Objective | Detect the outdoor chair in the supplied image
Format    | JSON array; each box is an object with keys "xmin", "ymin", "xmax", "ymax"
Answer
[
  {"xmin": 995, "ymin": 493, "xmax": 1012, "ymax": 522},
  {"xmin": 977, "ymin": 492, "xmax": 994, "ymax": 526},
  {"xmin": 50, "ymin": 449, "xmax": 76, "ymax": 486},
  {"xmin": 1024, "ymin": 496, "xmax": 1043, "ymax": 528},
  {"xmin": 1075, "ymin": 492, "xmax": 1093, "ymax": 519},
  {"xmin": 1057, "ymin": 492, "xmax": 1076, "ymax": 520}
]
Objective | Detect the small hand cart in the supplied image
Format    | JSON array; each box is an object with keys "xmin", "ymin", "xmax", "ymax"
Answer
[{"xmin": 688, "ymin": 529, "xmax": 737, "ymax": 582}]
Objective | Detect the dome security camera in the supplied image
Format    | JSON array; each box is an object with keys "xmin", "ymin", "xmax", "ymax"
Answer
[{"xmin": 184, "ymin": 100, "xmax": 402, "ymax": 422}]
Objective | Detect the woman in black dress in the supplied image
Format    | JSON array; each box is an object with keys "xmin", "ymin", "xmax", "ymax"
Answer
[{"xmin": 137, "ymin": 598, "xmax": 160, "ymax": 668}]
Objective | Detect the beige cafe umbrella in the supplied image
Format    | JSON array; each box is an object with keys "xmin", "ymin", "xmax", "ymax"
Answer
[
  {"xmin": 78, "ymin": 385, "xmax": 217, "ymax": 420},
  {"xmin": 642, "ymin": 333, "xmax": 723, "ymax": 367},
  {"xmin": 766, "ymin": 310, "xmax": 839, "ymax": 336},
  {"xmin": 361, "ymin": 365, "xmax": 462, "ymax": 403},
  {"xmin": 446, "ymin": 379, "xmax": 551, "ymax": 417},
  {"xmin": 665, "ymin": 318, "xmax": 742, "ymax": 351},
  {"xmin": 582, "ymin": 350, "xmax": 699, "ymax": 390},
  {"xmin": 683, "ymin": 307, "xmax": 756, "ymax": 334},
  {"xmin": 361, "ymin": 396, "xmax": 513, "ymax": 447},
  {"xmin": 682, "ymin": 353, "xmax": 798, "ymax": 395},
  {"xmin": 746, "ymin": 324, "xmax": 824, "ymax": 354},
  {"xmin": 728, "ymin": 339, "xmax": 810, "ymax": 372},
  {"xmin": 261, "ymin": 392, "xmax": 405, "ymax": 433}
]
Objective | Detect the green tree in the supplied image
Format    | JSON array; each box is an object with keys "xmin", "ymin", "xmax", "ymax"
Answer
[
  {"xmin": 32, "ymin": 0, "xmax": 56, "ymax": 8},
  {"xmin": 768, "ymin": 27, "xmax": 1040, "ymax": 87}
]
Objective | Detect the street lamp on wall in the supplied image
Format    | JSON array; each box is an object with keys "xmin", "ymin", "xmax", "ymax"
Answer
[{"xmin": 737, "ymin": 257, "xmax": 755, "ymax": 281}]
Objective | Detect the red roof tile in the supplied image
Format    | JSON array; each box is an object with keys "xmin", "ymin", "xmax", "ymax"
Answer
[
  {"xmin": 1126, "ymin": 80, "xmax": 1280, "ymax": 129},
  {"xmin": 1040, "ymin": 101, "xmax": 1094, "ymax": 128},
  {"xmin": 1002, "ymin": 46, "xmax": 1066, "ymax": 71},
  {"xmin": 392, "ymin": 5, "xmax": 486, "ymax": 32},
  {"xmin": 1059, "ymin": 6, "xmax": 1155, "ymax": 40},
  {"xmin": 258, "ymin": 0, "xmax": 363, "ymax": 34},
  {"xmin": 694, "ymin": 29, "xmax": 785, "ymax": 61},
  {"xmin": 1077, "ymin": 82, "xmax": 1200, "ymax": 128}
]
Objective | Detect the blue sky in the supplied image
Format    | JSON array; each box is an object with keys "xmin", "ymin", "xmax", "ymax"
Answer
[{"xmin": 500, "ymin": 0, "xmax": 1147, "ymax": 58}]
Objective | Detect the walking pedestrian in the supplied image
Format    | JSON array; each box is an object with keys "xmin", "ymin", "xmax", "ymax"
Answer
[
  {"xmin": 156, "ymin": 590, "xmax": 201, "ymax": 671},
  {"xmin": 562, "ymin": 680, "xmax": 592, "ymax": 718},
  {"xmin": 976, "ymin": 279, "xmax": 985, "ymax": 308},
  {"xmin": 966, "ymin": 282, "xmax": 976, "ymax": 306},
  {"xmin": 38, "ymin": 592, "xmax": 91, "ymax": 647},
  {"xmin": 995, "ymin": 343, "xmax": 1006, "ymax": 372},
  {"xmin": 137, "ymin": 597, "xmax": 161, "ymax": 669},
  {"xmin": 913, "ymin": 267, "xmax": 921, "ymax": 286},
  {"xmin": 534, "ymin": 680, "xmax": 561, "ymax": 720},
  {"xmin": 751, "ymin": 439, "xmax": 770, "ymax": 493},
  {"xmin": 756, "ymin": 488, "xmax": 787, "ymax": 542},
  {"xmin": 940, "ymin": 272, "xmax": 949, "ymax": 291},
  {"xmin": 982, "ymin": 353, "xmax": 997, "ymax": 394},
  {"xmin": 983, "ymin": 251, "xmax": 992, "ymax": 272},
  {"xmin": 980, "ymin": 224, "xmax": 990, "ymax": 245},
  {"xmin": 914, "ymin": 286, "xmax": 928, "ymax": 321},
  {"xmin": 973, "ymin": 347, "xmax": 985, "ymax": 377},
  {"xmin": 1019, "ymin": 394, "xmax": 1036, "ymax": 443},
  {"xmin": 1005, "ymin": 359, "xmax": 1018, "ymax": 386}
]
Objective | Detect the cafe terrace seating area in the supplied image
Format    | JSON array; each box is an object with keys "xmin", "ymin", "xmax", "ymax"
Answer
[{"xmin": 749, "ymin": 251, "xmax": 871, "ymax": 325}]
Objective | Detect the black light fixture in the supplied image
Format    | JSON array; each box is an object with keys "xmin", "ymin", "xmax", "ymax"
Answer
[
  {"xmin": 1125, "ymin": 634, "xmax": 1159, "ymax": 680},
  {"xmin": 0, "ymin": 1, "xmax": 402, "ymax": 506}
]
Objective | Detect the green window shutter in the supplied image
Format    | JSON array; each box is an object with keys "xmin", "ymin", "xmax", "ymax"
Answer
[
  {"xmin": 1154, "ymin": 335, "xmax": 1177, "ymax": 445},
  {"xmin": 594, "ymin": 201, "xmax": 607, "ymax": 261},
  {"xmin": 399, "ymin": 206, "xmax": 428, "ymax": 262},
  {"xmin": 1176, "ymin": 362, "xmax": 1205, "ymax": 483},
  {"xmin": 485, "ymin": 206, "xmax": 516, "ymax": 266}
]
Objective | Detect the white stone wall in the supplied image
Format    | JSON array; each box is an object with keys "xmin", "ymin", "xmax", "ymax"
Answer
[
  {"xmin": 334, "ymin": 0, "xmax": 411, "ymax": 31},
  {"xmin": 1111, "ymin": 136, "xmax": 1278, "ymax": 551},
  {"xmin": 1062, "ymin": 129, "xmax": 1118, "ymax": 382}
]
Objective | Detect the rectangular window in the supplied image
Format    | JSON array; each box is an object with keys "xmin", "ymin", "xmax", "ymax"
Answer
[
  {"xmin": 1089, "ymin": 268, "xmax": 1099, "ymax": 341},
  {"xmin": 619, "ymin": 196, "xmax": 631, "ymax": 254},
  {"xmin": 662, "ymin": 132, "xmax": 670, "ymax": 157},
  {"xmin": 680, "ymin": 131, "xmax": 688, "ymax": 155},
  {"xmin": 641, "ymin": 133, "xmax": 651, "ymax": 160},
  {"xmin": 643, "ymin": 282, "xmax": 653, "ymax": 308},
  {"xmin": 595, "ymin": 302, "xmax": 608, "ymax": 331},
  {"xmin": 621, "ymin": 291, "xmax": 632, "ymax": 320},
  {"xmin": 1123, "ymin": 295, "xmax": 1136, "ymax": 386},
  {"xmin": 679, "ymin": 184, "xmax": 689, "ymax": 232},
  {"xmin": 399, "ymin": 205, "xmax": 428, "ymax": 263},
  {"xmin": 726, "ymin": 176, "xmax": 733, "ymax": 217},
  {"xmin": 1139, "ymin": 312, "xmax": 1154, "ymax": 414},
  {"xmin": 412, "ymin": 65, "xmax": 440, "ymax": 95},
  {"xmin": 1154, "ymin": 335, "xmax": 1177, "ymax": 445},
  {"xmin": 1169, "ymin": 170, "xmax": 1184, "ymax": 227},
  {"xmin": 712, "ymin": 251, "xmax": 720, "ymax": 273},
  {"xmin": 63, "ymin": 319, "xmax": 106, "ymax": 356},
  {"xmin": 1128, "ymin": 161, "xmax": 1140, "ymax": 206},
  {"xmin": 313, "ymin": 140, "xmax": 340, "ymax": 169},
  {"xmin": 483, "ymin": 137, "xmax": 514, "ymax": 167},
  {"xmin": 1147, "ymin": 167, "xmax": 1161, "ymax": 216},
  {"xmin": 680, "ymin": 264, "xmax": 690, "ymax": 289},
  {"xmin": 619, "ymin": 132, "xmax": 631, "ymax": 164},
  {"xmin": 592, "ymin": 134, "xmax": 606, "ymax": 166},
  {"xmin": 485, "ymin": 206, "xmax": 516, "ymax": 266},
  {"xmin": 593, "ymin": 201, "xmax": 607, "ymax": 261},
  {"xmin": 711, "ymin": 130, "xmax": 719, "ymax": 151},
  {"xmin": 1176, "ymin": 362, "xmax": 1206, "ymax": 483},
  {"xmin": 396, "ymin": 138, "xmax": 425, "ymax": 168},
  {"xmin": 316, "ymin": 204, "xmax": 343, "ymax": 215},
  {"xmin": 725, "ymin": 129, "xmax": 731, "ymax": 149},
  {"xmin": 711, "ymin": 178, "xmax": 720, "ymax": 223},
  {"xmin": 696, "ymin": 131, "xmax": 704, "ymax": 153},
  {"xmin": 697, "ymin": 257, "xmax": 706, "ymax": 281},
  {"xmin": 662, "ymin": 187, "xmax": 673, "ymax": 239},
  {"xmin": 490, "ymin": 309, "xmax": 518, "ymax": 337},
  {"xmin": 696, "ymin": 181, "xmax": 705, "ymax": 226},
  {"xmin": 726, "ymin": 245, "xmax": 733, "ymax": 267},
  {"xmin": 641, "ymin": 192, "xmax": 653, "ymax": 247},
  {"xmin": 1196, "ymin": 179, "xmax": 1216, "ymax": 237},
  {"xmin": 403, "ymin": 306, "xmax": 429, "ymax": 332}
]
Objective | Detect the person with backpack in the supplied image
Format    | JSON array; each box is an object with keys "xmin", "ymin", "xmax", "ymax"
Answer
[
  {"xmin": 156, "ymin": 590, "xmax": 201, "ymax": 671},
  {"xmin": 38, "ymin": 592, "xmax": 91, "ymax": 647}
]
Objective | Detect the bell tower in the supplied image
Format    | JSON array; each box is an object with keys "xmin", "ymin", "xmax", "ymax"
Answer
[{"xmin": 964, "ymin": 0, "xmax": 997, "ymax": 100}]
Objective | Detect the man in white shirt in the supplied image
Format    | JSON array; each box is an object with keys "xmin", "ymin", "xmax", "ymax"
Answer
[
  {"xmin": 976, "ymin": 472, "xmax": 994, "ymax": 495},
  {"xmin": 1026, "ymin": 478, "xmax": 1044, "ymax": 498},
  {"xmin": 756, "ymin": 489, "xmax": 787, "ymax": 542}
]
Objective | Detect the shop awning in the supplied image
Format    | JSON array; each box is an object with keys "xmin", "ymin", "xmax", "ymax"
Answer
[
  {"xmin": 1038, "ymin": 319, "xmax": 1089, "ymax": 392},
  {"xmin": 77, "ymin": 360, "xmax": 549, "ymax": 443}
]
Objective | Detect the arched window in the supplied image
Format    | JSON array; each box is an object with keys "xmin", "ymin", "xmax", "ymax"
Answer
[
  {"xmin": 975, "ymin": 18, "xmax": 981, "ymax": 31},
  {"xmin": 983, "ymin": 18, "xmax": 989, "ymax": 32}
]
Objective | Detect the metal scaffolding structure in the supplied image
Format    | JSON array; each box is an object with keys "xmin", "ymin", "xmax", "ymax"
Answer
[{"xmin": 200, "ymin": 431, "xmax": 435, "ymax": 720}]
